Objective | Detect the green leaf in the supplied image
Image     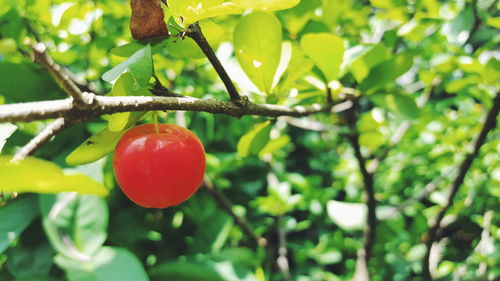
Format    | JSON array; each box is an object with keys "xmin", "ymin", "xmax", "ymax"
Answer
[
  {"xmin": 102, "ymin": 45, "xmax": 152, "ymax": 87},
  {"xmin": 167, "ymin": 0, "xmax": 239, "ymax": 27},
  {"xmin": 7, "ymin": 242, "xmax": 54, "ymax": 278},
  {"xmin": 0, "ymin": 62, "xmax": 62, "ymax": 102},
  {"xmin": 166, "ymin": 19, "xmax": 224, "ymax": 59},
  {"xmin": 252, "ymin": 183, "xmax": 300, "ymax": 215},
  {"xmin": 14, "ymin": 277, "xmax": 60, "ymax": 281},
  {"xmin": 110, "ymin": 37, "xmax": 169, "ymax": 58},
  {"xmin": 0, "ymin": 157, "xmax": 109, "ymax": 196},
  {"xmin": 0, "ymin": 122, "xmax": 16, "ymax": 153},
  {"xmin": 483, "ymin": 58, "xmax": 500, "ymax": 85},
  {"xmin": 370, "ymin": 93, "xmax": 420, "ymax": 120},
  {"xmin": 191, "ymin": 211, "xmax": 233, "ymax": 253},
  {"xmin": 359, "ymin": 53, "xmax": 414, "ymax": 92},
  {"xmin": 237, "ymin": 121, "xmax": 272, "ymax": 157},
  {"xmin": 66, "ymin": 128, "xmax": 124, "ymax": 166},
  {"xmin": 445, "ymin": 77, "xmax": 479, "ymax": 93},
  {"xmin": 441, "ymin": 6, "xmax": 474, "ymax": 45},
  {"xmin": 0, "ymin": 196, "xmax": 38, "ymax": 255},
  {"xmin": 150, "ymin": 262, "xmax": 225, "ymax": 281},
  {"xmin": 486, "ymin": 17, "xmax": 500, "ymax": 29},
  {"xmin": 393, "ymin": 94, "xmax": 420, "ymax": 120},
  {"xmin": 166, "ymin": 37, "xmax": 205, "ymax": 59},
  {"xmin": 234, "ymin": 12, "xmax": 282, "ymax": 93},
  {"xmin": 301, "ymin": 33, "xmax": 345, "ymax": 82},
  {"xmin": 54, "ymin": 247, "xmax": 149, "ymax": 281},
  {"xmin": 166, "ymin": 0, "xmax": 298, "ymax": 27},
  {"xmin": 0, "ymin": 38, "xmax": 17, "ymax": 55},
  {"xmin": 277, "ymin": 43, "xmax": 315, "ymax": 93},
  {"xmin": 67, "ymin": 110, "xmax": 144, "ymax": 166},
  {"xmin": 232, "ymin": 0, "xmax": 299, "ymax": 11},
  {"xmin": 107, "ymin": 73, "xmax": 148, "ymax": 132},
  {"xmin": 348, "ymin": 43, "xmax": 389, "ymax": 82},
  {"xmin": 40, "ymin": 193, "xmax": 108, "ymax": 258},
  {"xmin": 259, "ymin": 135, "xmax": 291, "ymax": 158}
]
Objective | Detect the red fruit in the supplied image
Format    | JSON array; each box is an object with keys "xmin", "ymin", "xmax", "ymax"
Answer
[{"xmin": 113, "ymin": 123, "xmax": 206, "ymax": 208}]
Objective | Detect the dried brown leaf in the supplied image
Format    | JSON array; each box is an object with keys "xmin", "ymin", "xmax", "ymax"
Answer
[{"xmin": 130, "ymin": 0, "xmax": 169, "ymax": 40}]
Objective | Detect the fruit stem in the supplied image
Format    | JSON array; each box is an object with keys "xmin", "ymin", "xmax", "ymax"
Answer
[{"xmin": 154, "ymin": 111, "xmax": 160, "ymax": 134}]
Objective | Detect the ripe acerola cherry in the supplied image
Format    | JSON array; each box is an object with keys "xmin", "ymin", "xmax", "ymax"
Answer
[{"xmin": 113, "ymin": 123, "xmax": 206, "ymax": 208}]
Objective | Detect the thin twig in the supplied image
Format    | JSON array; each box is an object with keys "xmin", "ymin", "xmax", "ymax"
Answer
[
  {"xmin": 422, "ymin": 92, "xmax": 500, "ymax": 280},
  {"xmin": 31, "ymin": 43, "xmax": 94, "ymax": 109},
  {"xmin": 347, "ymin": 99, "xmax": 377, "ymax": 281},
  {"xmin": 0, "ymin": 95, "xmax": 333, "ymax": 123},
  {"xmin": 203, "ymin": 177, "xmax": 267, "ymax": 248},
  {"xmin": 276, "ymin": 216, "xmax": 291, "ymax": 281},
  {"xmin": 187, "ymin": 23, "xmax": 243, "ymax": 104},
  {"xmin": 11, "ymin": 118, "xmax": 71, "ymax": 161}
]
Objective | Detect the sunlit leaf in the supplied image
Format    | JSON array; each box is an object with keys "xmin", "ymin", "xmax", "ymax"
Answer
[
  {"xmin": 166, "ymin": 0, "xmax": 298, "ymax": 27},
  {"xmin": 0, "ymin": 122, "xmax": 16, "ymax": 153},
  {"xmin": 276, "ymin": 42, "xmax": 315, "ymax": 93},
  {"xmin": 234, "ymin": 12, "xmax": 282, "ymax": 93},
  {"xmin": 232, "ymin": 0, "xmax": 299, "ymax": 12},
  {"xmin": 359, "ymin": 53, "xmax": 414, "ymax": 92},
  {"xmin": 348, "ymin": 43, "xmax": 389, "ymax": 82},
  {"xmin": 237, "ymin": 121, "xmax": 272, "ymax": 157},
  {"xmin": 0, "ymin": 157, "xmax": 109, "ymax": 196},
  {"xmin": 370, "ymin": 93, "xmax": 420, "ymax": 120},
  {"xmin": 102, "ymin": 45, "xmax": 152, "ymax": 87},
  {"xmin": 259, "ymin": 135, "xmax": 291, "ymax": 158},
  {"xmin": 111, "ymin": 37, "xmax": 170, "ymax": 57},
  {"xmin": 441, "ymin": 6, "xmax": 474, "ymax": 45},
  {"xmin": 486, "ymin": 17, "xmax": 500, "ymax": 29},
  {"xmin": 167, "ymin": 0, "xmax": 240, "ymax": 27},
  {"xmin": 107, "ymin": 73, "xmax": 148, "ymax": 132},
  {"xmin": 301, "ymin": 33, "xmax": 345, "ymax": 82},
  {"xmin": 327, "ymin": 200, "xmax": 366, "ymax": 230}
]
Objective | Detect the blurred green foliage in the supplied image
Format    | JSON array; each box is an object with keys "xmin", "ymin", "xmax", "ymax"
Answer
[{"xmin": 0, "ymin": 0, "xmax": 499, "ymax": 280}]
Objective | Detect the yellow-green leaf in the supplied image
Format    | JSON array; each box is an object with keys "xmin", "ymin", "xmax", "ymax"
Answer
[
  {"xmin": 166, "ymin": 0, "xmax": 298, "ymax": 28},
  {"xmin": 349, "ymin": 43, "xmax": 389, "ymax": 82},
  {"xmin": 237, "ymin": 121, "xmax": 272, "ymax": 157},
  {"xmin": 301, "ymin": 33, "xmax": 345, "ymax": 82},
  {"xmin": 0, "ymin": 157, "xmax": 109, "ymax": 196},
  {"xmin": 66, "ymin": 128, "xmax": 125, "ymax": 166},
  {"xmin": 107, "ymin": 73, "xmax": 148, "ymax": 132},
  {"xmin": 167, "ymin": 0, "xmax": 240, "ymax": 27},
  {"xmin": 234, "ymin": 12, "xmax": 282, "ymax": 93},
  {"xmin": 486, "ymin": 17, "xmax": 500, "ymax": 29},
  {"xmin": 232, "ymin": 0, "xmax": 299, "ymax": 12}
]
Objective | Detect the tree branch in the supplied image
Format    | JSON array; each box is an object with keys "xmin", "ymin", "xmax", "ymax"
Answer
[
  {"xmin": 0, "ymin": 95, "xmax": 333, "ymax": 123},
  {"xmin": 187, "ymin": 23, "xmax": 243, "ymax": 104},
  {"xmin": 347, "ymin": 99, "xmax": 377, "ymax": 281},
  {"xmin": 31, "ymin": 43, "xmax": 94, "ymax": 109},
  {"xmin": 11, "ymin": 118, "xmax": 71, "ymax": 161},
  {"xmin": 422, "ymin": 92, "xmax": 500, "ymax": 280},
  {"xmin": 203, "ymin": 177, "xmax": 267, "ymax": 248}
]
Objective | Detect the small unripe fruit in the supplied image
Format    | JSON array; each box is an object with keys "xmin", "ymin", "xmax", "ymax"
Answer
[{"xmin": 113, "ymin": 124, "xmax": 206, "ymax": 208}]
